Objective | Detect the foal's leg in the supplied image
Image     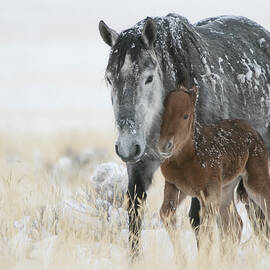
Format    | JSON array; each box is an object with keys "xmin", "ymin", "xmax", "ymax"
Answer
[
  {"xmin": 244, "ymin": 154, "xmax": 270, "ymax": 228},
  {"xmin": 237, "ymin": 179, "xmax": 269, "ymax": 238},
  {"xmin": 197, "ymin": 183, "xmax": 221, "ymax": 244},
  {"xmin": 160, "ymin": 181, "xmax": 186, "ymax": 251},
  {"xmin": 219, "ymin": 182, "xmax": 243, "ymax": 243}
]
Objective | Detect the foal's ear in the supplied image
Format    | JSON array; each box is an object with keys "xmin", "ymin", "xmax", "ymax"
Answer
[
  {"xmin": 142, "ymin": 17, "xmax": 157, "ymax": 48},
  {"xmin": 186, "ymin": 86, "xmax": 198, "ymax": 103},
  {"xmin": 99, "ymin": 20, "xmax": 119, "ymax": 47}
]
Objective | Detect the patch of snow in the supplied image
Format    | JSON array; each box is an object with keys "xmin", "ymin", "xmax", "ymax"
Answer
[
  {"xmin": 12, "ymin": 216, "xmax": 32, "ymax": 259},
  {"xmin": 258, "ymin": 38, "xmax": 266, "ymax": 47},
  {"xmin": 237, "ymin": 74, "xmax": 246, "ymax": 84},
  {"xmin": 55, "ymin": 156, "xmax": 73, "ymax": 171},
  {"xmin": 30, "ymin": 236, "xmax": 57, "ymax": 268},
  {"xmin": 89, "ymin": 163, "xmax": 129, "ymax": 224},
  {"xmin": 201, "ymin": 55, "xmax": 225, "ymax": 104},
  {"xmin": 218, "ymin": 57, "xmax": 224, "ymax": 73},
  {"xmin": 243, "ymin": 61, "xmax": 253, "ymax": 81},
  {"xmin": 92, "ymin": 162, "xmax": 128, "ymax": 197},
  {"xmin": 253, "ymin": 60, "xmax": 262, "ymax": 78},
  {"xmin": 14, "ymin": 216, "xmax": 31, "ymax": 231}
]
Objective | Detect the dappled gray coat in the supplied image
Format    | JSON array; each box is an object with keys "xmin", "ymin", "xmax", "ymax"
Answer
[{"xmin": 104, "ymin": 14, "xmax": 270, "ymax": 159}]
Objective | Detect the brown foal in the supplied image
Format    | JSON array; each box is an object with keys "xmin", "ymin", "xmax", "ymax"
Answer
[{"xmin": 159, "ymin": 86, "xmax": 270, "ymax": 245}]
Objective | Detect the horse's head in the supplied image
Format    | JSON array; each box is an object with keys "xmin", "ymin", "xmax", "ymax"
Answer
[
  {"xmin": 159, "ymin": 86, "xmax": 197, "ymax": 158},
  {"xmin": 99, "ymin": 18, "xmax": 164, "ymax": 162}
]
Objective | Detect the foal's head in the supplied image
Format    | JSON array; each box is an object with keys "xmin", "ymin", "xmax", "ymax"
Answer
[{"xmin": 159, "ymin": 86, "xmax": 197, "ymax": 157}]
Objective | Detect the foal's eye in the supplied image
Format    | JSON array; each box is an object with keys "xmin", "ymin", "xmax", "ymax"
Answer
[
  {"xmin": 184, "ymin": 114, "xmax": 189, "ymax": 120},
  {"xmin": 145, "ymin": 75, "xmax": 153, "ymax": 85},
  {"xmin": 166, "ymin": 140, "xmax": 173, "ymax": 151}
]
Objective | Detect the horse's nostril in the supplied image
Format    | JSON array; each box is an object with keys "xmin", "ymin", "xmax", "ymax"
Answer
[{"xmin": 135, "ymin": 144, "xmax": 141, "ymax": 157}]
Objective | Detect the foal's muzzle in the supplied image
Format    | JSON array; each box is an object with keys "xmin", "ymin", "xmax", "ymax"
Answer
[{"xmin": 158, "ymin": 139, "xmax": 174, "ymax": 161}]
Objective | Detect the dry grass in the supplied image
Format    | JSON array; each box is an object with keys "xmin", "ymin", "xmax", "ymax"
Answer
[{"xmin": 0, "ymin": 127, "xmax": 270, "ymax": 270}]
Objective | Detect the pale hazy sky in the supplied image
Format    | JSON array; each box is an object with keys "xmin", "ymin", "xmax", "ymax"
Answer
[{"xmin": 1, "ymin": 0, "xmax": 270, "ymax": 111}]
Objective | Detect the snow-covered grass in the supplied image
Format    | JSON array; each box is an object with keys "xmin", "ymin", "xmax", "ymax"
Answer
[
  {"xmin": 0, "ymin": 128, "xmax": 270, "ymax": 269},
  {"xmin": 2, "ymin": 0, "xmax": 270, "ymax": 267}
]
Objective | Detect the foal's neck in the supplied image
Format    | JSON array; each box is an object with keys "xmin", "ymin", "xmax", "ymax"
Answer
[{"xmin": 173, "ymin": 129, "xmax": 196, "ymax": 166}]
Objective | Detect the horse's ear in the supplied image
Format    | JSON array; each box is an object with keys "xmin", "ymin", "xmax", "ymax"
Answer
[
  {"xmin": 99, "ymin": 20, "xmax": 119, "ymax": 47},
  {"xmin": 141, "ymin": 18, "xmax": 157, "ymax": 48}
]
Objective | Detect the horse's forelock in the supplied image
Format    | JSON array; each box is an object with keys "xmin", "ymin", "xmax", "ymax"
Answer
[{"xmin": 108, "ymin": 30, "xmax": 147, "ymax": 76}]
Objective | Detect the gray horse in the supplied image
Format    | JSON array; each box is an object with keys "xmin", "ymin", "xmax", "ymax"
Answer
[{"xmin": 99, "ymin": 14, "xmax": 270, "ymax": 255}]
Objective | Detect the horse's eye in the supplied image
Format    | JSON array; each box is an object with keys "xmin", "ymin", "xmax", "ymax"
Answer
[
  {"xmin": 145, "ymin": 75, "xmax": 153, "ymax": 85},
  {"xmin": 184, "ymin": 114, "xmax": 189, "ymax": 120}
]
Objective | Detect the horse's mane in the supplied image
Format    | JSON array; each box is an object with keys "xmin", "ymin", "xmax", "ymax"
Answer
[{"xmin": 153, "ymin": 15, "xmax": 201, "ymax": 88}]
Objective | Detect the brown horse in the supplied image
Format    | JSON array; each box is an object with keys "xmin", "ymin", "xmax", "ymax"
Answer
[{"xmin": 159, "ymin": 86, "xmax": 270, "ymax": 246}]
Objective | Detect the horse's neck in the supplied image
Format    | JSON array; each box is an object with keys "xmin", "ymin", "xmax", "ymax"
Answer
[{"xmin": 156, "ymin": 41, "xmax": 202, "ymax": 92}]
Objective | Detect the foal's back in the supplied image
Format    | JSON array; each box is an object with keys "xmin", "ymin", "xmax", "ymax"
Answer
[
  {"xmin": 195, "ymin": 119, "xmax": 268, "ymax": 182},
  {"xmin": 196, "ymin": 119, "xmax": 267, "ymax": 165}
]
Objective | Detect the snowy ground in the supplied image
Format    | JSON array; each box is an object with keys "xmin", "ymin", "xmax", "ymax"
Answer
[{"xmin": 0, "ymin": 128, "xmax": 269, "ymax": 270}]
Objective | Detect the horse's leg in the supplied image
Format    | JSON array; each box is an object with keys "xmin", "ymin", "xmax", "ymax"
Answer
[
  {"xmin": 126, "ymin": 159, "xmax": 160, "ymax": 259},
  {"xmin": 219, "ymin": 182, "xmax": 243, "ymax": 243},
  {"xmin": 188, "ymin": 198, "xmax": 201, "ymax": 246}
]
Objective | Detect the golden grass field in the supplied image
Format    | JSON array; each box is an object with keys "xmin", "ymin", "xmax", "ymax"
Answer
[
  {"xmin": 0, "ymin": 111, "xmax": 269, "ymax": 270},
  {"xmin": 2, "ymin": 0, "xmax": 270, "ymax": 268}
]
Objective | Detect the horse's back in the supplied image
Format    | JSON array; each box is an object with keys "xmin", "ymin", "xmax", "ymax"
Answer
[
  {"xmin": 195, "ymin": 15, "xmax": 270, "ymax": 37},
  {"xmin": 190, "ymin": 16, "xmax": 270, "ymax": 152},
  {"xmin": 195, "ymin": 15, "xmax": 270, "ymax": 56}
]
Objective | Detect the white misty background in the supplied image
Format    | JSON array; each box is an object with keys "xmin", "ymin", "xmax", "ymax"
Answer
[{"xmin": 1, "ymin": 0, "xmax": 269, "ymax": 112}]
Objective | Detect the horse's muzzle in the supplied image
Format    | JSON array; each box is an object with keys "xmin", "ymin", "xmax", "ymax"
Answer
[{"xmin": 115, "ymin": 135, "xmax": 145, "ymax": 163}]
